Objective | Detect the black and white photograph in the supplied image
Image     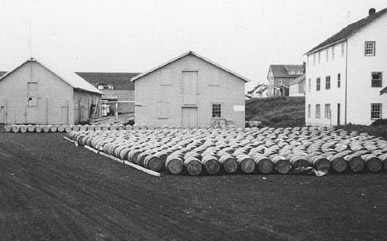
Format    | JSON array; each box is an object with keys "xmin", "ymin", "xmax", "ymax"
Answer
[{"xmin": 1, "ymin": 0, "xmax": 387, "ymax": 240}]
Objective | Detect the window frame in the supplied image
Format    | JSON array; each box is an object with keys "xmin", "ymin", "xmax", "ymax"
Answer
[
  {"xmin": 316, "ymin": 78, "xmax": 321, "ymax": 91},
  {"xmin": 324, "ymin": 104, "xmax": 331, "ymax": 119},
  {"xmin": 371, "ymin": 103, "xmax": 382, "ymax": 120},
  {"xmin": 308, "ymin": 104, "xmax": 311, "ymax": 118},
  {"xmin": 364, "ymin": 41, "xmax": 376, "ymax": 56},
  {"xmin": 212, "ymin": 103, "xmax": 222, "ymax": 118},
  {"xmin": 325, "ymin": 76, "xmax": 331, "ymax": 90},
  {"xmin": 371, "ymin": 72, "xmax": 382, "ymax": 88},
  {"xmin": 315, "ymin": 104, "xmax": 321, "ymax": 119},
  {"xmin": 337, "ymin": 73, "xmax": 341, "ymax": 88}
]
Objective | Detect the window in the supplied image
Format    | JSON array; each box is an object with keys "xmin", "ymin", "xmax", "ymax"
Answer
[
  {"xmin": 212, "ymin": 104, "xmax": 221, "ymax": 118},
  {"xmin": 341, "ymin": 43, "xmax": 345, "ymax": 57},
  {"xmin": 371, "ymin": 72, "xmax": 382, "ymax": 87},
  {"xmin": 337, "ymin": 74, "xmax": 341, "ymax": 88},
  {"xmin": 160, "ymin": 69, "xmax": 172, "ymax": 86},
  {"xmin": 365, "ymin": 41, "xmax": 375, "ymax": 56},
  {"xmin": 371, "ymin": 103, "xmax": 382, "ymax": 119},
  {"xmin": 332, "ymin": 46, "xmax": 335, "ymax": 60},
  {"xmin": 318, "ymin": 52, "xmax": 321, "ymax": 64},
  {"xmin": 97, "ymin": 84, "xmax": 113, "ymax": 90},
  {"xmin": 313, "ymin": 54, "xmax": 316, "ymax": 65},
  {"xmin": 325, "ymin": 76, "xmax": 331, "ymax": 90},
  {"xmin": 326, "ymin": 49, "xmax": 329, "ymax": 62},
  {"xmin": 308, "ymin": 104, "xmax": 311, "ymax": 118},
  {"xmin": 325, "ymin": 104, "xmax": 331, "ymax": 119},
  {"xmin": 316, "ymin": 104, "xmax": 321, "ymax": 119},
  {"xmin": 316, "ymin": 78, "xmax": 321, "ymax": 91},
  {"xmin": 308, "ymin": 78, "xmax": 311, "ymax": 92}
]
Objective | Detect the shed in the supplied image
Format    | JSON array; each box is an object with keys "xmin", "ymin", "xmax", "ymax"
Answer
[
  {"xmin": 0, "ymin": 58, "xmax": 102, "ymax": 125},
  {"xmin": 132, "ymin": 51, "xmax": 249, "ymax": 127}
]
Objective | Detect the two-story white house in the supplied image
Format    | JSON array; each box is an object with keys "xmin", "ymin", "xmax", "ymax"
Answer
[
  {"xmin": 305, "ymin": 8, "xmax": 387, "ymax": 126},
  {"xmin": 267, "ymin": 64, "xmax": 304, "ymax": 97}
]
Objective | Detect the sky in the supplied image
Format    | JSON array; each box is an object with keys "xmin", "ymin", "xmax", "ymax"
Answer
[{"xmin": 0, "ymin": 0, "xmax": 386, "ymax": 91}]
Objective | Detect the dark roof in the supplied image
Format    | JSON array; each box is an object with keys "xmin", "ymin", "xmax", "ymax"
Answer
[
  {"xmin": 307, "ymin": 8, "xmax": 387, "ymax": 54},
  {"xmin": 0, "ymin": 71, "xmax": 7, "ymax": 78},
  {"xmin": 247, "ymin": 84, "xmax": 268, "ymax": 94},
  {"xmin": 290, "ymin": 74, "xmax": 305, "ymax": 85},
  {"xmin": 269, "ymin": 65, "xmax": 304, "ymax": 78},
  {"xmin": 76, "ymin": 72, "xmax": 140, "ymax": 90},
  {"xmin": 380, "ymin": 86, "xmax": 387, "ymax": 95}
]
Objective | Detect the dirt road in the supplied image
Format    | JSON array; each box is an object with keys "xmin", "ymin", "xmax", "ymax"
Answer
[{"xmin": 1, "ymin": 133, "xmax": 387, "ymax": 240}]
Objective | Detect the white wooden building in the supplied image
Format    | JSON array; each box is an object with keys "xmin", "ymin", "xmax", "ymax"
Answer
[
  {"xmin": 0, "ymin": 58, "xmax": 102, "ymax": 125},
  {"xmin": 305, "ymin": 8, "xmax": 387, "ymax": 126},
  {"xmin": 132, "ymin": 51, "xmax": 249, "ymax": 127}
]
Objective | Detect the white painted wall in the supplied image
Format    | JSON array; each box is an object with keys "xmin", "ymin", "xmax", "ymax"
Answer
[{"xmin": 134, "ymin": 54, "xmax": 246, "ymax": 127}]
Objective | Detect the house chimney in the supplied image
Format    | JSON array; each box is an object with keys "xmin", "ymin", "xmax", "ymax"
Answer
[{"xmin": 369, "ymin": 8, "xmax": 376, "ymax": 16}]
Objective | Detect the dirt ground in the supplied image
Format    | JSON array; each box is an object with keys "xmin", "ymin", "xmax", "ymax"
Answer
[{"xmin": 1, "ymin": 132, "xmax": 387, "ymax": 241}]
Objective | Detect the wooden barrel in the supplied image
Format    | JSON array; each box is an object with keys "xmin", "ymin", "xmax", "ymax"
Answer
[
  {"xmin": 344, "ymin": 154, "xmax": 365, "ymax": 172},
  {"xmin": 184, "ymin": 156, "xmax": 202, "ymax": 176},
  {"xmin": 308, "ymin": 155, "xmax": 331, "ymax": 172},
  {"xmin": 27, "ymin": 125, "xmax": 35, "ymax": 133},
  {"xmin": 20, "ymin": 125, "xmax": 28, "ymax": 133},
  {"xmin": 57, "ymin": 125, "xmax": 65, "ymax": 132},
  {"xmin": 50, "ymin": 125, "xmax": 58, "ymax": 133},
  {"xmin": 43, "ymin": 125, "xmax": 51, "ymax": 133},
  {"xmin": 201, "ymin": 155, "xmax": 221, "ymax": 175},
  {"xmin": 378, "ymin": 153, "xmax": 387, "ymax": 171},
  {"xmin": 128, "ymin": 149, "xmax": 143, "ymax": 164},
  {"xmin": 64, "ymin": 125, "xmax": 73, "ymax": 133},
  {"xmin": 4, "ymin": 125, "xmax": 12, "ymax": 133},
  {"xmin": 271, "ymin": 155, "xmax": 291, "ymax": 174},
  {"xmin": 113, "ymin": 145, "xmax": 126, "ymax": 158},
  {"xmin": 236, "ymin": 154, "xmax": 255, "ymax": 174},
  {"xmin": 218, "ymin": 154, "xmax": 238, "ymax": 173},
  {"xmin": 35, "ymin": 125, "xmax": 42, "ymax": 133},
  {"xmin": 126, "ymin": 125, "xmax": 133, "ymax": 131},
  {"xmin": 165, "ymin": 154, "xmax": 184, "ymax": 174},
  {"xmin": 288, "ymin": 154, "xmax": 310, "ymax": 169},
  {"xmin": 143, "ymin": 154, "xmax": 163, "ymax": 172},
  {"xmin": 361, "ymin": 154, "xmax": 382, "ymax": 172},
  {"xmin": 11, "ymin": 125, "xmax": 20, "ymax": 133},
  {"xmin": 327, "ymin": 154, "xmax": 348, "ymax": 173},
  {"xmin": 118, "ymin": 147, "xmax": 130, "ymax": 160},
  {"xmin": 252, "ymin": 154, "xmax": 273, "ymax": 174}
]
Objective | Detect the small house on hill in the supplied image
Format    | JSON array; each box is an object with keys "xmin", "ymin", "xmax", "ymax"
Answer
[
  {"xmin": 267, "ymin": 64, "xmax": 304, "ymax": 97},
  {"xmin": 289, "ymin": 74, "xmax": 305, "ymax": 97},
  {"xmin": 0, "ymin": 58, "xmax": 102, "ymax": 125},
  {"xmin": 132, "ymin": 51, "xmax": 249, "ymax": 127},
  {"xmin": 77, "ymin": 72, "xmax": 139, "ymax": 115}
]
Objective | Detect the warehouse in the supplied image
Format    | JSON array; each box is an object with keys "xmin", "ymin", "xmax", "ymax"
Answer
[
  {"xmin": 132, "ymin": 51, "xmax": 249, "ymax": 127},
  {"xmin": 0, "ymin": 58, "xmax": 102, "ymax": 125}
]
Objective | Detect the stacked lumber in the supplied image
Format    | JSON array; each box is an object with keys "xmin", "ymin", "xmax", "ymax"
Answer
[{"xmin": 66, "ymin": 126, "xmax": 387, "ymax": 176}]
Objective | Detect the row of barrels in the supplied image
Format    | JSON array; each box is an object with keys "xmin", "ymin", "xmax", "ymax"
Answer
[
  {"xmin": 3, "ymin": 124, "xmax": 134, "ymax": 133},
  {"xmin": 67, "ymin": 127, "xmax": 387, "ymax": 175}
]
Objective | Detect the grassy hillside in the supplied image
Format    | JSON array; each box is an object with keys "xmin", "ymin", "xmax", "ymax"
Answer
[{"xmin": 245, "ymin": 97, "xmax": 305, "ymax": 127}]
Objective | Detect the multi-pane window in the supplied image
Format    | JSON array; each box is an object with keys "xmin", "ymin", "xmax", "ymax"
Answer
[
  {"xmin": 332, "ymin": 46, "xmax": 335, "ymax": 60},
  {"xmin": 313, "ymin": 54, "xmax": 316, "ymax": 65},
  {"xmin": 371, "ymin": 72, "xmax": 382, "ymax": 87},
  {"xmin": 308, "ymin": 78, "xmax": 311, "ymax": 92},
  {"xmin": 371, "ymin": 103, "xmax": 382, "ymax": 119},
  {"xmin": 325, "ymin": 76, "xmax": 331, "ymax": 90},
  {"xmin": 212, "ymin": 104, "xmax": 221, "ymax": 118},
  {"xmin": 325, "ymin": 104, "xmax": 331, "ymax": 119},
  {"xmin": 326, "ymin": 49, "xmax": 329, "ymax": 62},
  {"xmin": 308, "ymin": 104, "xmax": 311, "ymax": 118},
  {"xmin": 337, "ymin": 73, "xmax": 341, "ymax": 88},
  {"xmin": 316, "ymin": 78, "xmax": 321, "ymax": 91},
  {"xmin": 316, "ymin": 104, "xmax": 321, "ymax": 119},
  {"xmin": 341, "ymin": 43, "xmax": 345, "ymax": 57},
  {"xmin": 365, "ymin": 41, "xmax": 376, "ymax": 56}
]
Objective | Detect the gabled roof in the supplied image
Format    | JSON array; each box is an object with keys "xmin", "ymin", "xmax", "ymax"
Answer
[
  {"xmin": 0, "ymin": 71, "xmax": 7, "ymax": 78},
  {"xmin": 269, "ymin": 65, "xmax": 304, "ymax": 78},
  {"xmin": 76, "ymin": 72, "xmax": 140, "ymax": 90},
  {"xmin": 131, "ymin": 51, "xmax": 250, "ymax": 83},
  {"xmin": 306, "ymin": 8, "xmax": 387, "ymax": 54},
  {"xmin": 247, "ymin": 83, "xmax": 268, "ymax": 94},
  {"xmin": 290, "ymin": 74, "xmax": 305, "ymax": 86},
  {"xmin": 0, "ymin": 58, "xmax": 102, "ymax": 95}
]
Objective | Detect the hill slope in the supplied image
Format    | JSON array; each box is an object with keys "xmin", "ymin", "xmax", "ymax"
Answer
[{"xmin": 245, "ymin": 97, "xmax": 305, "ymax": 127}]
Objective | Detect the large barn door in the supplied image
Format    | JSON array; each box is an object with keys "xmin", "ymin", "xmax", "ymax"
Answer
[
  {"xmin": 0, "ymin": 99, "xmax": 6, "ymax": 124},
  {"xmin": 182, "ymin": 107, "xmax": 198, "ymax": 127},
  {"xmin": 182, "ymin": 71, "xmax": 198, "ymax": 105}
]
